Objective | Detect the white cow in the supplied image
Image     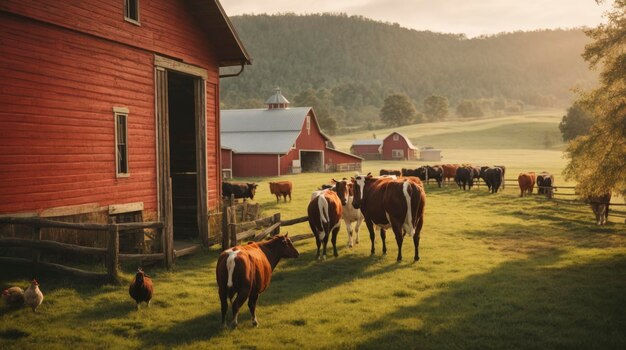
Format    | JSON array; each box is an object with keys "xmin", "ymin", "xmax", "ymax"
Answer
[{"xmin": 313, "ymin": 184, "xmax": 363, "ymax": 247}]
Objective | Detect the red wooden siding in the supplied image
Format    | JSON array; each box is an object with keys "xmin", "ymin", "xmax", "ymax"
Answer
[
  {"xmin": 325, "ymin": 149, "xmax": 361, "ymax": 165},
  {"xmin": 0, "ymin": 0, "xmax": 220, "ymax": 82},
  {"xmin": 0, "ymin": 0, "xmax": 224, "ymax": 214},
  {"xmin": 221, "ymin": 149, "xmax": 232, "ymax": 170},
  {"xmin": 351, "ymin": 144, "xmax": 381, "ymax": 156},
  {"xmin": 232, "ymin": 154, "xmax": 278, "ymax": 178}
]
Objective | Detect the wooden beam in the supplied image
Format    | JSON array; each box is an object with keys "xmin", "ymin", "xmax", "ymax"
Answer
[
  {"xmin": 289, "ymin": 233, "xmax": 314, "ymax": 243},
  {"xmin": 281, "ymin": 216, "xmax": 309, "ymax": 226},
  {"xmin": 119, "ymin": 253, "xmax": 165, "ymax": 262},
  {"xmin": 154, "ymin": 55, "xmax": 208, "ymax": 79},
  {"xmin": 107, "ymin": 222, "xmax": 120, "ymax": 284},
  {"xmin": 0, "ymin": 217, "xmax": 109, "ymax": 231},
  {"xmin": 253, "ymin": 222, "xmax": 281, "ymax": 242},
  {"xmin": 0, "ymin": 257, "xmax": 107, "ymax": 280},
  {"xmin": 40, "ymin": 203, "xmax": 101, "ymax": 218},
  {"xmin": 174, "ymin": 245, "xmax": 201, "ymax": 258},
  {"xmin": 0, "ymin": 238, "xmax": 107, "ymax": 255},
  {"xmin": 108, "ymin": 202, "xmax": 144, "ymax": 215},
  {"xmin": 236, "ymin": 228, "xmax": 256, "ymax": 241}
]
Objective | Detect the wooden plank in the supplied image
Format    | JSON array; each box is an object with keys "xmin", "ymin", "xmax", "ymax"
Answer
[
  {"xmin": 174, "ymin": 244, "xmax": 201, "ymax": 258},
  {"xmin": 154, "ymin": 55, "xmax": 208, "ymax": 79},
  {"xmin": 289, "ymin": 233, "xmax": 314, "ymax": 243},
  {"xmin": 0, "ymin": 257, "xmax": 108, "ymax": 280},
  {"xmin": 40, "ymin": 203, "xmax": 100, "ymax": 217},
  {"xmin": 272, "ymin": 213, "xmax": 281, "ymax": 236},
  {"xmin": 236, "ymin": 228, "xmax": 256, "ymax": 241},
  {"xmin": 31, "ymin": 226, "xmax": 41, "ymax": 263},
  {"xmin": 0, "ymin": 216, "xmax": 109, "ymax": 231},
  {"xmin": 107, "ymin": 221, "xmax": 120, "ymax": 283},
  {"xmin": 116, "ymin": 221, "xmax": 163, "ymax": 231},
  {"xmin": 253, "ymin": 222, "xmax": 281, "ymax": 242},
  {"xmin": 281, "ymin": 216, "xmax": 309, "ymax": 226},
  {"xmin": 108, "ymin": 202, "xmax": 144, "ymax": 215},
  {"xmin": 0, "ymin": 238, "xmax": 107, "ymax": 255}
]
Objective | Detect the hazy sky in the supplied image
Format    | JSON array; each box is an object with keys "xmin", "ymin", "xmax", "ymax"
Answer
[{"xmin": 220, "ymin": 0, "xmax": 612, "ymax": 37}]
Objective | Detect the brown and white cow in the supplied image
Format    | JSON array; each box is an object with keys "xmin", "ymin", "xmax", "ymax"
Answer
[
  {"xmin": 308, "ymin": 179, "xmax": 348, "ymax": 260},
  {"xmin": 586, "ymin": 193, "xmax": 612, "ymax": 225},
  {"xmin": 269, "ymin": 181, "xmax": 293, "ymax": 203},
  {"xmin": 518, "ymin": 172, "xmax": 536, "ymax": 197},
  {"xmin": 351, "ymin": 174, "xmax": 426, "ymax": 262},
  {"xmin": 216, "ymin": 235, "xmax": 299, "ymax": 328}
]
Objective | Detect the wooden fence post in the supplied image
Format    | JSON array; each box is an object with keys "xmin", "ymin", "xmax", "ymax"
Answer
[
  {"xmin": 31, "ymin": 226, "xmax": 41, "ymax": 263},
  {"xmin": 221, "ymin": 204, "xmax": 229, "ymax": 251},
  {"xmin": 272, "ymin": 213, "xmax": 281, "ymax": 236},
  {"xmin": 107, "ymin": 220, "xmax": 120, "ymax": 284}
]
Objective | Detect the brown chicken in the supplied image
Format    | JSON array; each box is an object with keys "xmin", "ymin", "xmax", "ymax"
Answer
[
  {"xmin": 129, "ymin": 267, "xmax": 153, "ymax": 310},
  {"xmin": 2, "ymin": 286, "xmax": 25, "ymax": 306}
]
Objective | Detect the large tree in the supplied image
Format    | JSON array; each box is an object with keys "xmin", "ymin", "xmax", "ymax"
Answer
[
  {"xmin": 558, "ymin": 102, "xmax": 593, "ymax": 141},
  {"xmin": 380, "ymin": 93, "xmax": 418, "ymax": 127},
  {"xmin": 563, "ymin": 0, "xmax": 626, "ymax": 196},
  {"xmin": 423, "ymin": 95, "xmax": 449, "ymax": 122}
]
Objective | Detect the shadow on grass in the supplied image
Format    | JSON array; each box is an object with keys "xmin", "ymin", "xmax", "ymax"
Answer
[
  {"xmin": 356, "ymin": 250, "xmax": 626, "ymax": 349},
  {"xmin": 139, "ymin": 311, "xmax": 225, "ymax": 346}
]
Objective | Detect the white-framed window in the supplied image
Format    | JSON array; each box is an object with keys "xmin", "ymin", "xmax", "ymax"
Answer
[
  {"xmin": 392, "ymin": 149, "xmax": 404, "ymax": 158},
  {"xmin": 306, "ymin": 115, "xmax": 311, "ymax": 135},
  {"xmin": 113, "ymin": 107, "xmax": 130, "ymax": 177},
  {"xmin": 393, "ymin": 134, "xmax": 399, "ymax": 141},
  {"xmin": 124, "ymin": 0, "xmax": 140, "ymax": 25}
]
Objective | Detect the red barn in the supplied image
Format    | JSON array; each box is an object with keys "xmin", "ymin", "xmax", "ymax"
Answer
[
  {"xmin": 350, "ymin": 139, "xmax": 383, "ymax": 160},
  {"xmin": 221, "ymin": 90, "xmax": 362, "ymax": 177},
  {"xmin": 380, "ymin": 132, "xmax": 418, "ymax": 160},
  {"xmin": 0, "ymin": 1, "xmax": 250, "ymax": 249}
]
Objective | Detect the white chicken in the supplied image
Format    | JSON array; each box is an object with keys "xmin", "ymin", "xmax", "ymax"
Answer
[
  {"xmin": 24, "ymin": 279, "xmax": 44, "ymax": 312},
  {"xmin": 2, "ymin": 286, "xmax": 25, "ymax": 306}
]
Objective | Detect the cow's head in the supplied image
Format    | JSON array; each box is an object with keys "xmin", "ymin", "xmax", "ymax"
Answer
[
  {"xmin": 272, "ymin": 234, "xmax": 300, "ymax": 258},
  {"xmin": 351, "ymin": 173, "xmax": 371, "ymax": 209},
  {"xmin": 247, "ymin": 183, "xmax": 258, "ymax": 199},
  {"xmin": 332, "ymin": 178, "xmax": 349, "ymax": 206}
]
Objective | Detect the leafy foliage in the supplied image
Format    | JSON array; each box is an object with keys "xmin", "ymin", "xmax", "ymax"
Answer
[
  {"xmin": 564, "ymin": 0, "xmax": 626, "ymax": 196},
  {"xmin": 456, "ymin": 99, "xmax": 485, "ymax": 118},
  {"xmin": 380, "ymin": 94, "xmax": 418, "ymax": 126},
  {"xmin": 221, "ymin": 13, "xmax": 597, "ymax": 130},
  {"xmin": 558, "ymin": 103, "xmax": 593, "ymax": 141},
  {"xmin": 423, "ymin": 95, "xmax": 449, "ymax": 122},
  {"xmin": 293, "ymin": 88, "xmax": 338, "ymax": 135}
]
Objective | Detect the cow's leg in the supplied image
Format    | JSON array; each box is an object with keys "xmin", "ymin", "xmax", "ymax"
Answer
[
  {"xmin": 365, "ymin": 219, "xmax": 376, "ymax": 255},
  {"xmin": 391, "ymin": 223, "xmax": 403, "ymax": 261},
  {"xmin": 331, "ymin": 225, "xmax": 340, "ymax": 257},
  {"xmin": 219, "ymin": 287, "xmax": 229, "ymax": 328},
  {"xmin": 380, "ymin": 228, "xmax": 387, "ymax": 255},
  {"xmin": 321, "ymin": 230, "xmax": 329, "ymax": 260},
  {"xmin": 248, "ymin": 293, "xmax": 260, "ymax": 327},
  {"xmin": 413, "ymin": 217, "xmax": 424, "ymax": 262},
  {"xmin": 354, "ymin": 216, "xmax": 363, "ymax": 245},
  {"xmin": 345, "ymin": 218, "xmax": 354, "ymax": 248},
  {"xmin": 231, "ymin": 290, "xmax": 249, "ymax": 328},
  {"xmin": 315, "ymin": 235, "xmax": 322, "ymax": 260}
]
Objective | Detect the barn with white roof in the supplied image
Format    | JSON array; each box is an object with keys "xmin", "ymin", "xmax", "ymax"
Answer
[{"xmin": 220, "ymin": 89, "xmax": 362, "ymax": 177}]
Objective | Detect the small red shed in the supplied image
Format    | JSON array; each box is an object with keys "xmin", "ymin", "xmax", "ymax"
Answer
[
  {"xmin": 0, "ymin": 0, "xmax": 250, "ymax": 250},
  {"xmin": 380, "ymin": 132, "xmax": 418, "ymax": 160},
  {"xmin": 350, "ymin": 139, "xmax": 383, "ymax": 160},
  {"xmin": 221, "ymin": 90, "xmax": 362, "ymax": 177}
]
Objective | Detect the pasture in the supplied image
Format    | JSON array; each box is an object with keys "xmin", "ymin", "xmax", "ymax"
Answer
[{"xmin": 2, "ymin": 111, "xmax": 625, "ymax": 349}]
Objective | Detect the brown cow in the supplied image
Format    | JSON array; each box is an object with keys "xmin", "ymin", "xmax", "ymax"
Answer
[
  {"xmin": 269, "ymin": 181, "xmax": 292, "ymax": 203},
  {"xmin": 352, "ymin": 174, "xmax": 426, "ymax": 261},
  {"xmin": 308, "ymin": 180, "xmax": 348, "ymax": 259},
  {"xmin": 518, "ymin": 172, "xmax": 536, "ymax": 197},
  {"xmin": 586, "ymin": 193, "xmax": 612, "ymax": 225},
  {"xmin": 216, "ymin": 235, "xmax": 299, "ymax": 328},
  {"xmin": 441, "ymin": 164, "xmax": 459, "ymax": 185}
]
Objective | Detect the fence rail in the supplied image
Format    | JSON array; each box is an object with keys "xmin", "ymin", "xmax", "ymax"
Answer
[{"xmin": 0, "ymin": 216, "xmax": 165, "ymax": 283}]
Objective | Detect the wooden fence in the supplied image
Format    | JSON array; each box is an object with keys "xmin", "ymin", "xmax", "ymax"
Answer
[{"xmin": 0, "ymin": 216, "xmax": 165, "ymax": 283}]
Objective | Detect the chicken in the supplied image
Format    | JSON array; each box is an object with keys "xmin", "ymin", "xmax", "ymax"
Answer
[
  {"xmin": 129, "ymin": 267, "xmax": 153, "ymax": 310},
  {"xmin": 23, "ymin": 280, "xmax": 44, "ymax": 312},
  {"xmin": 2, "ymin": 286, "xmax": 25, "ymax": 306}
]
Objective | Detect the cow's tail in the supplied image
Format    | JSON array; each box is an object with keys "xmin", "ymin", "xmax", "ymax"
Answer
[
  {"xmin": 317, "ymin": 194, "xmax": 329, "ymax": 241},
  {"xmin": 402, "ymin": 181, "xmax": 416, "ymax": 237},
  {"xmin": 226, "ymin": 250, "xmax": 240, "ymax": 288}
]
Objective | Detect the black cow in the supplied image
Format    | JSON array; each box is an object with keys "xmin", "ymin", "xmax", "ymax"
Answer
[
  {"xmin": 484, "ymin": 167, "xmax": 503, "ymax": 193},
  {"xmin": 401, "ymin": 168, "xmax": 420, "ymax": 177},
  {"xmin": 222, "ymin": 182, "xmax": 258, "ymax": 200},
  {"xmin": 426, "ymin": 165, "xmax": 443, "ymax": 188},
  {"xmin": 537, "ymin": 172, "xmax": 555, "ymax": 198},
  {"xmin": 455, "ymin": 167, "xmax": 474, "ymax": 191}
]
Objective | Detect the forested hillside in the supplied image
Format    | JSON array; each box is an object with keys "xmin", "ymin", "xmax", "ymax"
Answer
[{"xmin": 220, "ymin": 13, "xmax": 597, "ymax": 132}]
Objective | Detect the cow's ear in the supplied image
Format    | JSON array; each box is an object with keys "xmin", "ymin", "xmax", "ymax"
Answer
[
  {"xmin": 331, "ymin": 178, "xmax": 337, "ymax": 183},
  {"xmin": 284, "ymin": 233, "xmax": 289, "ymax": 238}
]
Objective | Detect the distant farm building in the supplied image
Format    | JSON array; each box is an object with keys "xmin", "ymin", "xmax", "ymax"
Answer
[
  {"xmin": 221, "ymin": 90, "xmax": 362, "ymax": 177},
  {"xmin": 419, "ymin": 147, "xmax": 442, "ymax": 162},
  {"xmin": 350, "ymin": 139, "xmax": 383, "ymax": 160},
  {"xmin": 380, "ymin": 132, "xmax": 418, "ymax": 160},
  {"xmin": 0, "ymin": 0, "xmax": 251, "ymax": 253}
]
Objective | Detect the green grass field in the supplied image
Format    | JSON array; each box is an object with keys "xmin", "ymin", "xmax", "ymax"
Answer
[{"xmin": 2, "ymin": 110, "xmax": 625, "ymax": 349}]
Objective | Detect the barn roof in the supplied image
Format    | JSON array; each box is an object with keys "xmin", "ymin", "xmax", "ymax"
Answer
[
  {"xmin": 221, "ymin": 107, "xmax": 315, "ymax": 154},
  {"xmin": 188, "ymin": 0, "xmax": 252, "ymax": 67},
  {"xmin": 265, "ymin": 88, "xmax": 290, "ymax": 105},
  {"xmin": 352, "ymin": 139, "xmax": 383, "ymax": 146}
]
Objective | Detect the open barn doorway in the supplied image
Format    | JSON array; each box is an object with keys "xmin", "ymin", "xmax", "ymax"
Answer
[
  {"xmin": 168, "ymin": 72, "xmax": 198, "ymax": 240},
  {"xmin": 300, "ymin": 150, "xmax": 323, "ymax": 172}
]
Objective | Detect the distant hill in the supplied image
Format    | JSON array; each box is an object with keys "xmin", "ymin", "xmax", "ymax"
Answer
[{"xmin": 220, "ymin": 13, "xmax": 597, "ymax": 129}]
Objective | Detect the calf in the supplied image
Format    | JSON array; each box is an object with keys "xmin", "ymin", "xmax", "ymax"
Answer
[
  {"xmin": 222, "ymin": 182, "xmax": 258, "ymax": 201},
  {"xmin": 308, "ymin": 180, "xmax": 348, "ymax": 259},
  {"xmin": 216, "ymin": 235, "xmax": 299, "ymax": 328},
  {"xmin": 269, "ymin": 181, "xmax": 292, "ymax": 203},
  {"xmin": 587, "ymin": 193, "xmax": 611, "ymax": 225},
  {"xmin": 352, "ymin": 174, "xmax": 425, "ymax": 261},
  {"xmin": 517, "ymin": 172, "xmax": 536, "ymax": 197},
  {"xmin": 536, "ymin": 172, "xmax": 555, "ymax": 198}
]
